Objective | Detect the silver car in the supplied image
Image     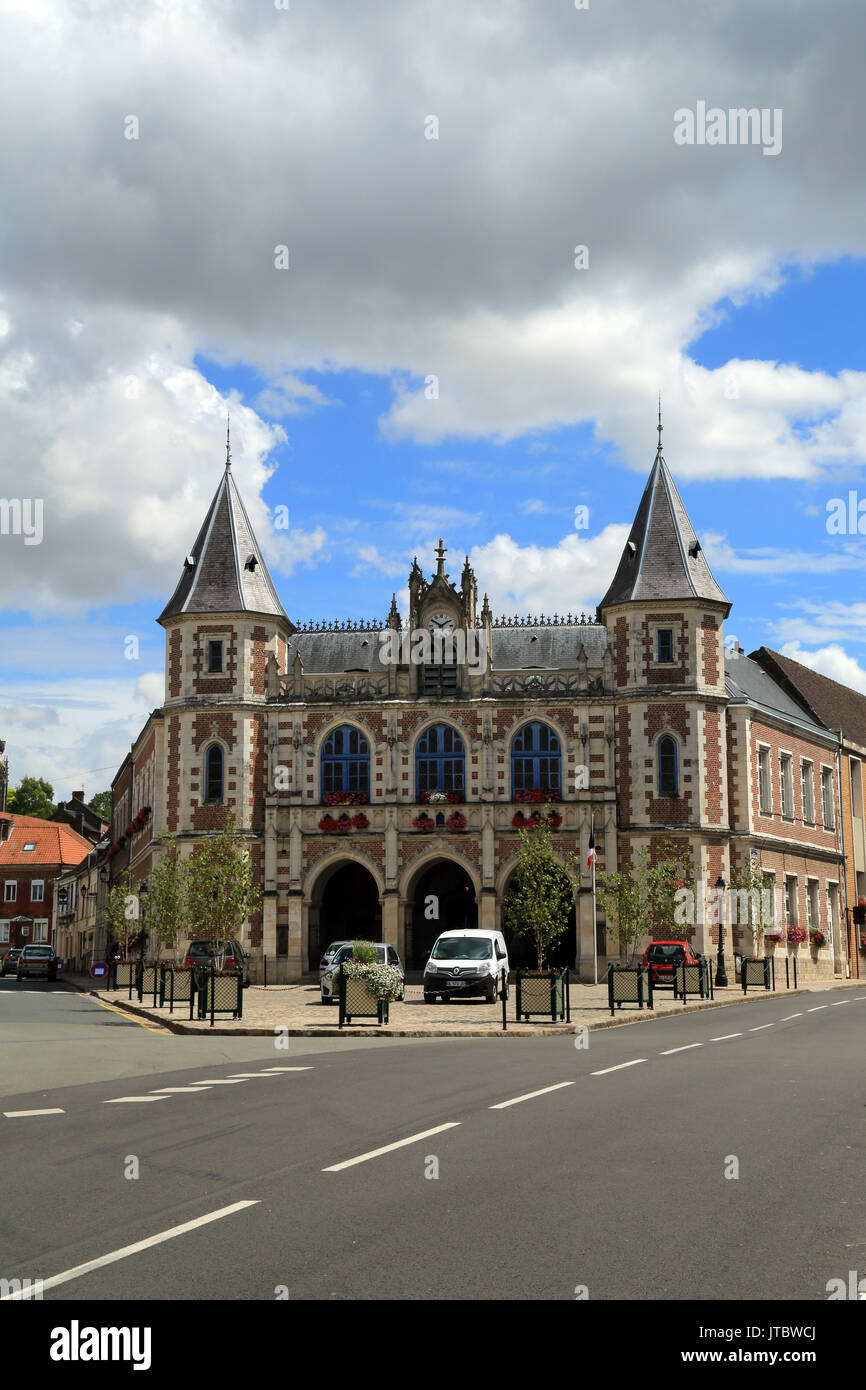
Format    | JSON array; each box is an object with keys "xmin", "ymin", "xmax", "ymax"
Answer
[
  {"xmin": 318, "ymin": 940, "xmax": 352, "ymax": 987},
  {"xmin": 320, "ymin": 942, "xmax": 405, "ymax": 1003}
]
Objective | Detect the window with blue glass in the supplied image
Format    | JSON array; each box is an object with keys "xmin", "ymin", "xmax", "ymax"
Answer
[
  {"xmin": 657, "ymin": 629, "xmax": 674, "ymax": 664},
  {"xmin": 416, "ymin": 724, "xmax": 464, "ymax": 798},
  {"xmin": 511, "ymin": 722, "xmax": 561, "ymax": 794},
  {"xmin": 657, "ymin": 736, "xmax": 678, "ymax": 796},
  {"xmin": 321, "ymin": 725, "xmax": 370, "ymax": 798},
  {"xmin": 205, "ymin": 744, "xmax": 224, "ymax": 803},
  {"xmin": 208, "ymin": 640, "xmax": 223, "ymax": 673}
]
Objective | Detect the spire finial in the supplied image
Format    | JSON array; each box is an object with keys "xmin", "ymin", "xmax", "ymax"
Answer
[
  {"xmin": 225, "ymin": 409, "xmax": 231, "ymax": 469},
  {"xmin": 656, "ymin": 395, "xmax": 663, "ymax": 459},
  {"xmin": 435, "ymin": 537, "xmax": 447, "ymax": 576}
]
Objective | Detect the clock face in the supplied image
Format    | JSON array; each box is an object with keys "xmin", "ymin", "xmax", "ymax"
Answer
[{"xmin": 427, "ymin": 611, "xmax": 455, "ymax": 632}]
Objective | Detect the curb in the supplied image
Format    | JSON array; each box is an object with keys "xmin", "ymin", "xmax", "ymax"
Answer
[{"xmin": 55, "ymin": 978, "xmax": 858, "ymax": 1038}]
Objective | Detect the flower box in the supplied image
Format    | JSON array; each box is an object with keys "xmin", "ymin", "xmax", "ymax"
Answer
[
  {"xmin": 446, "ymin": 812, "xmax": 467, "ymax": 830},
  {"xmin": 512, "ymin": 810, "xmax": 563, "ymax": 829},
  {"xmin": 322, "ymin": 791, "xmax": 368, "ymax": 807},
  {"xmin": 786, "ymin": 925, "xmax": 807, "ymax": 944},
  {"xmin": 421, "ymin": 789, "xmax": 462, "ymax": 804},
  {"xmin": 809, "ymin": 929, "xmax": 826, "ymax": 948},
  {"xmin": 352, "ymin": 812, "xmax": 370, "ymax": 830},
  {"xmin": 318, "ymin": 813, "xmax": 354, "ymax": 832},
  {"xmin": 412, "ymin": 814, "xmax": 436, "ymax": 832},
  {"xmin": 514, "ymin": 789, "xmax": 561, "ymax": 804}
]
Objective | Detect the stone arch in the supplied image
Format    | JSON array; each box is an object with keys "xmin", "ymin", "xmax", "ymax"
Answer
[
  {"xmin": 401, "ymin": 851, "xmax": 481, "ymax": 970},
  {"xmin": 303, "ymin": 852, "xmax": 384, "ymax": 971},
  {"xmin": 497, "ymin": 850, "xmax": 578, "ymax": 971}
]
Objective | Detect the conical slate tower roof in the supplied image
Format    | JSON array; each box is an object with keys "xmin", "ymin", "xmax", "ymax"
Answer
[
  {"xmin": 158, "ymin": 459, "xmax": 290, "ymax": 625},
  {"xmin": 600, "ymin": 431, "xmax": 729, "ymax": 613}
]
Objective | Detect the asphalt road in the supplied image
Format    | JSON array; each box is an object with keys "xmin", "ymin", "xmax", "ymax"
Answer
[{"xmin": 2, "ymin": 977, "xmax": 865, "ymax": 1301}]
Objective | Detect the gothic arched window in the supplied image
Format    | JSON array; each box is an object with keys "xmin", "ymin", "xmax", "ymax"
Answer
[
  {"xmin": 205, "ymin": 744, "xmax": 224, "ymax": 803},
  {"xmin": 658, "ymin": 736, "xmax": 678, "ymax": 797},
  {"xmin": 416, "ymin": 724, "xmax": 465, "ymax": 799},
  {"xmin": 321, "ymin": 725, "xmax": 370, "ymax": 799},
  {"xmin": 511, "ymin": 722, "xmax": 561, "ymax": 795}
]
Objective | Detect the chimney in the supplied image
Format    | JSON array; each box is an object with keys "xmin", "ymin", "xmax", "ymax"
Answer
[{"xmin": 72, "ymin": 790, "xmax": 85, "ymax": 803}]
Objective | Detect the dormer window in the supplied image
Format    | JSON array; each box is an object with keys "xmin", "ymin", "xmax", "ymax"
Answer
[
  {"xmin": 208, "ymin": 641, "xmax": 223, "ymax": 674},
  {"xmin": 657, "ymin": 629, "xmax": 674, "ymax": 664},
  {"xmin": 22, "ymin": 842, "xmax": 36, "ymax": 852}
]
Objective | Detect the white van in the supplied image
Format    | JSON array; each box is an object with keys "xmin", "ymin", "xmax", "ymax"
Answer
[{"xmin": 422, "ymin": 929, "xmax": 509, "ymax": 1004}]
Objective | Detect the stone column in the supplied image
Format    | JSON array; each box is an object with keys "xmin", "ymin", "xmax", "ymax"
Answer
[{"xmin": 382, "ymin": 888, "xmax": 401, "ymax": 951}]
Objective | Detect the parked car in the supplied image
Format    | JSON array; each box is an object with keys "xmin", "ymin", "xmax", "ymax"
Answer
[
  {"xmin": 423, "ymin": 929, "xmax": 509, "ymax": 1003},
  {"xmin": 182, "ymin": 939, "xmax": 252, "ymax": 987},
  {"xmin": 318, "ymin": 940, "xmax": 352, "ymax": 984},
  {"xmin": 641, "ymin": 939, "xmax": 699, "ymax": 988},
  {"xmin": 320, "ymin": 942, "xmax": 405, "ymax": 1003},
  {"xmin": 1, "ymin": 948, "xmax": 22, "ymax": 977},
  {"xmin": 16, "ymin": 945, "xmax": 60, "ymax": 982}
]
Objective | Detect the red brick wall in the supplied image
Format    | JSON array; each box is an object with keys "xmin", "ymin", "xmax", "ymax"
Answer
[
  {"xmin": 748, "ymin": 718, "xmax": 838, "ymax": 852},
  {"xmin": 193, "ymin": 624, "xmax": 237, "ymax": 696},
  {"xmin": 168, "ymin": 629, "xmax": 182, "ymax": 699}
]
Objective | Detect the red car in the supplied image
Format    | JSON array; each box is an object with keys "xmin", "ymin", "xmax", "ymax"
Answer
[{"xmin": 642, "ymin": 939, "xmax": 699, "ymax": 988}]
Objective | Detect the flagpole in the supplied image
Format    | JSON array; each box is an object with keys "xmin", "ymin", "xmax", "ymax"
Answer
[{"xmin": 591, "ymin": 812, "xmax": 598, "ymax": 986}]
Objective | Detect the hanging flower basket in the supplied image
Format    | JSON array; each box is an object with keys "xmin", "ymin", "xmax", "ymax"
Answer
[
  {"xmin": 809, "ymin": 929, "xmax": 826, "ymax": 949},
  {"xmin": 446, "ymin": 812, "xmax": 467, "ymax": 830},
  {"xmin": 412, "ymin": 813, "xmax": 435, "ymax": 832},
  {"xmin": 786, "ymin": 925, "xmax": 806, "ymax": 944},
  {"xmin": 764, "ymin": 930, "xmax": 784, "ymax": 944},
  {"xmin": 352, "ymin": 812, "xmax": 370, "ymax": 830}
]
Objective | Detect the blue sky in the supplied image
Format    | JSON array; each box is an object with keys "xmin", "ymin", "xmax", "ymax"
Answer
[{"xmin": 2, "ymin": 1, "xmax": 866, "ymax": 799}]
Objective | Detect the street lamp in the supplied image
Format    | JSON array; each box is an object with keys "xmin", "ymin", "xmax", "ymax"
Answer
[{"xmin": 714, "ymin": 874, "xmax": 728, "ymax": 988}]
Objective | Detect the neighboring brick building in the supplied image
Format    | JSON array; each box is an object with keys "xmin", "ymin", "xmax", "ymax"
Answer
[
  {"xmin": 0, "ymin": 812, "xmax": 91, "ymax": 952},
  {"xmin": 108, "ymin": 424, "xmax": 854, "ymax": 981},
  {"xmin": 52, "ymin": 790, "xmax": 109, "ymax": 846},
  {"xmin": 750, "ymin": 647, "xmax": 866, "ymax": 978}
]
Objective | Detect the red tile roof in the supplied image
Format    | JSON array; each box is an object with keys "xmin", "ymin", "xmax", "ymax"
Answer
[{"xmin": 0, "ymin": 818, "xmax": 91, "ymax": 868}]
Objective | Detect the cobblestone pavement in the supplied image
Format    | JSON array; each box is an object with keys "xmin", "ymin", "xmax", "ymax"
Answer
[{"xmin": 59, "ymin": 971, "xmax": 864, "ymax": 1036}]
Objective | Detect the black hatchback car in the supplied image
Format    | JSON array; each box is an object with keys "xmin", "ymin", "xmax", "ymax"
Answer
[
  {"xmin": 17, "ymin": 945, "xmax": 60, "ymax": 981},
  {"xmin": 1, "ymin": 948, "xmax": 22, "ymax": 977},
  {"xmin": 183, "ymin": 939, "xmax": 251, "ymax": 987}
]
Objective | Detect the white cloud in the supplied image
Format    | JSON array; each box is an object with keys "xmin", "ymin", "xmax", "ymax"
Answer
[
  {"xmin": 470, "ymin": 525, "xmax": 630, "ymax": 616},
  {"xmin": 778, "ymin": 642, "xmax": 866, "ymax": 695}
]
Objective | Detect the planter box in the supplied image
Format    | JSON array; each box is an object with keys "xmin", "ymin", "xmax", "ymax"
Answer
[
  {"xmin": 160, "ymin": 965, "xmax": 195, "ymax": 1007},
  {"xmin": 515, "ymin": 967, "xmax": 570, "ymax": 1022},
  {"xmin": 338, "ymin": 969, "xmax": 390, "ymax": 1026},
  {"xmin": 607, "ymin": 964, "xmax": 653, "ymax": 1015},
  {"xmin": 109, "ymin": 960, "xmax": 136, "ymax": 990},
  {"xmin": 196, "ymin": 969, "xmax": 243, "ymax": 1020}
]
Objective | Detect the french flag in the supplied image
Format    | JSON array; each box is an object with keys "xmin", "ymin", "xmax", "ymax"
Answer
[{"xmin": 587, "ymin": 828, "xmax": 595, "ymax": 869}]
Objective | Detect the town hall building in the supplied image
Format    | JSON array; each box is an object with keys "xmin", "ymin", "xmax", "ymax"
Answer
[{"xmin": 103, "ymin": 425, "xmax": 855, "ymax": 982}]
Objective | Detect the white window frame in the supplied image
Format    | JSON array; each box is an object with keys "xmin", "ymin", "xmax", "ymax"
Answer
[
  {"xmin": 779, "ymin": 752, "xmax": 794, "ymax": 820},
  {"xmin": 31, "ymin": 879, "xmax": 44, "ymax": 903},
  {"xmin": 784, "ymin": 874, "xmax": 798, "ymax": 925},
  {"xmin": 757, "ymin": 745, "xmax": 772, "ymax": 815},
  {"xmin": 3, "ymin": 880, "xmax": 16, "ymax": 903},
  {"xmin": 32, "ymin": 920, "xmax": 49, "ymax": 944},
  {"xmin": 806, "ymin": 878, "xmax": 820, "ymax": 932},
  {"xmin": 0, "ymin": 922, "xmax": 8, "ymax": 943},
  {"xmin": 800, "ymin": 760, "xmax": 815, "ymax": 824},
  {"xmin": 821, "ymin": 765, "xmax": 836, "ymax": 830}
]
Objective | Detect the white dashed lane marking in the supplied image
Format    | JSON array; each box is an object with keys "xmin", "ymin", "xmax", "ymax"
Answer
[
  {"xmin": 323, "ymin": 1123, "xmax": 461, "ymax": 1172},
  {"xmin": 489, "ymin": 1082, "xmax": 575, "ymax": 1109},
  {"xmin": 807, "ymin": 1006, "xmax": 828, "ymax": 1012},
  {"xmin": 660, "ymin": 1044, "xmax": 703, "ymax": 1055},
  {"xmin": 592, "ymin": 1060, "xmax": 647, "ymax": 1075},
  {"xmin": 781, "ymin": 1013, "xmax": 802, "ymax": 1020},
  {"xmin": 104, "ymin": 1096, "xmax": 171, "ymax": 1104},
  {"xmin": 3, "ymin": 1108, "xmax": 65, "ymax": 1118},
  {"xmin": 711, "ymin": 1033, "xmax": 742, "ymax": 1042},
  {"xmin": 749, "ymin": 1024, "xmax": 774, "ymax": 1032}
]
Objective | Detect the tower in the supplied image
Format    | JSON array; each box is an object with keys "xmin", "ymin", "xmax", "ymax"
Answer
[{"xmin": 598, "ymin": 414, "xmax": 731, "ymax": 953}]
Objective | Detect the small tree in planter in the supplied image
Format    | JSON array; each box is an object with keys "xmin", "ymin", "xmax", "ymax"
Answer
[
  {"xmin": 184, "ymin": 809, "xmax": 261, "ymax": 970},
  {"xmin": 103, "ymin": 869, "xmax": 139, "ymax": 962},
  {"xmin": 503, "ymin": 822, "xmax": 574, "ymax": 970},
  {"xmin": 338, "ymin": 939, "xmax": 402, "ymax": 1021},
  {"xmin": 595, "ymin": 852, "xmax": 646, "ymax": 966},
  {"xmin": 144, "ymin": 831, "xmax": 187, "ymax": 964},
  {"xmin": 728, "ymin": 855, "xmax": 777, "ymax": 958}
]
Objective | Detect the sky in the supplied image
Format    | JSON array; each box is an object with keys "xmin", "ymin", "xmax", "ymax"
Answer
[{"xmin": 2, "ymin": 0, "xmax": 866, "ymax": 799}]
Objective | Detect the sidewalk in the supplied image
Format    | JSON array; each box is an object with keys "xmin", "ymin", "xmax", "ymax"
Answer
[{"xmin": 56, "ymin": 969, "xmax": 864, "ymax": 1037}]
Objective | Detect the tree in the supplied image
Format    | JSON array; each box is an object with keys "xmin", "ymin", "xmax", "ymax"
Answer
[
  {"xmin": 595, "ymin": 856, "xmax": 645, "ymax": 965},
  {"xmin": 102, "ymin": 870, "xmax": 140, "ymax": 961},
  {"xmin": 143, "ymin": 831, "xmax": 186, "ymax": 962},
  {"xmin": 728, "ymin": 854, "xmax": 777, "ymax": 956},
  {"xmin": 184, "ymin": 809, "xmax": 260, "ymax": 964},
  {"xmin": 596, "ymin": 841, "xmax": 696, "ymax": 964},
  {"xmin": 8, "ymin": 776, "xmax": 55, "ymax": 819},
  {"xmin": 502, "ymin": 822, "xmax": 574, "ymax": 969},
  {"xmin": 87, "ymin": 791, "xmax": 112, "ymax": 823}
]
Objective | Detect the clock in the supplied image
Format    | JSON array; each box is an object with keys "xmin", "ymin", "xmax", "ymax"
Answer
[{"xmin": 427, "ymin": 612, "xmax": 455, "ymax": 632}]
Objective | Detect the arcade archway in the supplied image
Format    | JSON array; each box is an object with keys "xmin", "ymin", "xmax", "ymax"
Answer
[
  {"xmin": 307, "ymin": 860, "xmax": 382, "ymax": 970},
  {"xmin": 406, "ymin": 859, "xmax": 478, "ymax": 970},
  {"xmin": 501, "ymin": 867, "xmax": 577, "ymax": 970}
]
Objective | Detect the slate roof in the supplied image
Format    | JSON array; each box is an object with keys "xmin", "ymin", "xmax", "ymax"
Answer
[
  {"xmin": 158, "ymin": 467, "xmax": 290, "ymax": 624},
  {"xmin": 724, "ymin": 651, "xmax": 831, "ymax": 731},
  {"xmin": 287, "ymin": 624, "xmax": 608, "ymax": 675},
  {"xmin": 600, "ymin": 453, "xmax": 729, "ymax": 611},
  {"xmin": 750, "ymin": 647, "xmax": 866, "ymax": 749}
]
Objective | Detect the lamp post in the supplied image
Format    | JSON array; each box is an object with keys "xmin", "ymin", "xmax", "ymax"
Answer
[{"xmin": 714, "ymin": 874, "xmax": 728, "ymax": 988}]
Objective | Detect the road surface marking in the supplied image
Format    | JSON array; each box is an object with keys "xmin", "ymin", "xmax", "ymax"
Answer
[
  {"xmin": 710, "ymin": 1033, "xmax": 742, "ymax": 1041},
  {"xmin": 257, "ymin": 1067, "xmax": 314, "ymax": 1073},
  {"xmin": 781, "ymin": 1013, "xmax": 802, "ymax": 1020},
  {"xmin": 490, "ymin": 1081, "xmax": 575, "ymax": 1109},
  {"xmin": 660, "ymin": 1043, "xmax": 703, "ymax": 1055},
  {"xmin": 749, "ymin": 1024, "xmax": 774, "ymax": 1032},
  {"xmin": 188, "ymin": 1079, "xmax": 247, "ymax": 1086},
  {"xmin": 104, "ymin": 1096, "xmax": 171, "ymax": 1104},
  {"xmin": 3, "ymin": 1108, "xmax": 65, "ymax": 1118},
  {"xmin": 86, "ymin": 995, "xmax": 167, "ymax": 1032},
  {"xmin": 149, "ymin": 1087, "xmax": 214, "ymax": 1094},
  {"xmin": 323, "ymin": 1123, "xmax": 461, "ymax": 1172},
  {"xmin": 807, "ymin": 1006, "xmax": 828, "ymax": 1012},
  {"xmin": 0, "ymin": 1201, "xmax": 260, "ymax": 1299},
  {"xmin": 591, "ymin": 1060, "xmax": 647, "ymax": 1075},
  {"xmin": 226, "ymin": 1072, "xmax": 283, "ymax": 1079},
  {"xmin": 831, "ymin": 1001, "xmax": 849, "ymax": 1006}
]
